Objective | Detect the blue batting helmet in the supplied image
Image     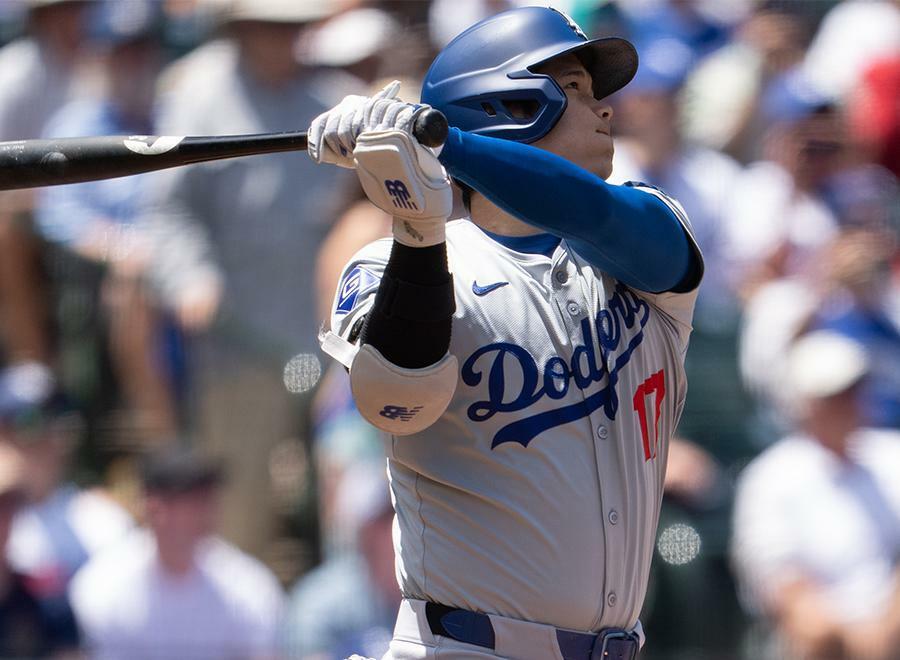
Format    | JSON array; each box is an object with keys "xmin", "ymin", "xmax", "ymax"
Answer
[{"xmin": 421, "ymin": 6, "xmax": 638, "ymax": 143}]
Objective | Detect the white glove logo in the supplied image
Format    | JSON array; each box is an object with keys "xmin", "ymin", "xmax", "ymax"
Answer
[{"xmin": 384, "ymin": 179, "xmax": 418, "ymax": 210}]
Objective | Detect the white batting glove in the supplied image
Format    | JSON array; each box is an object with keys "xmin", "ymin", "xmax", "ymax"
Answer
[
  {"xmin": 353, "ymin": 129, "xmax": 452, "ymax": 247},
  {"xmin": 308, "ymin": 80, "xmax": 420, "ymax": 169}
]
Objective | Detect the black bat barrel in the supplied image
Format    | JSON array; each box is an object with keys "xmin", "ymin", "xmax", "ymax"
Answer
[{"xmin": 0, "ymin": 131, "xmax": 310, "ymax": 190}]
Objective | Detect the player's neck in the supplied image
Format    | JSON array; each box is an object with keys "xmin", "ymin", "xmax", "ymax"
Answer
[{"xmin": 468, "ymin": 193, "xmax": 543, "ymax": 237}]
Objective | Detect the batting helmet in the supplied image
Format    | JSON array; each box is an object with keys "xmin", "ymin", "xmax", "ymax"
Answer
[{"xmin": 421, "ymin": 6, "xmax": 638, "ymax": 143}]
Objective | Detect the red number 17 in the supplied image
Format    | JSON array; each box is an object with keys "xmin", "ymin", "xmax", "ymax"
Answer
[{"xmin": 633, "ymin": 369, "xmax": 666, "ymax": 461}]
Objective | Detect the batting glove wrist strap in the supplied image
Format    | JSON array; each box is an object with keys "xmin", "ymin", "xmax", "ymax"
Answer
[
  {"xmin": 354, "ymin": 129, "xmax": 452, "ymax": 247},
  {"xmin": 391, "ymin": 216, "xmax": 446, "ymax": 248}
]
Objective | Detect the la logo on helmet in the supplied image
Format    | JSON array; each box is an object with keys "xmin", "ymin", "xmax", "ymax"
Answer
[{"xmin": 550, "ymin": 6, "xmax": 587, "ymax": 39}]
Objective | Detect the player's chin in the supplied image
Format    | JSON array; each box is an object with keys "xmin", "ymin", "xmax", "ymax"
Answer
[
  {"xmin": 596, "ymin": 159, "xmax": 613, "ymax": 180},
  {"xmin": 590, "ymin": 142, "xmax": 614, "ymax": 180},
  {"xmin": 589, "ymin": 154, "xmax": 614, "ymax": 180}
]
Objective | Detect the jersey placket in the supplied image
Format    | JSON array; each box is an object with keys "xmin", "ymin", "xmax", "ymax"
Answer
[{"xmin": 549, "ymin": 246, "xmax": 624, "ymax": 629}]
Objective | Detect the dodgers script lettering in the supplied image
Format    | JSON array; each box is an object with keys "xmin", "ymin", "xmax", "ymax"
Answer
[{"xmin": 461, "ymin": 284, "xmax": 651, "ymax": 448}]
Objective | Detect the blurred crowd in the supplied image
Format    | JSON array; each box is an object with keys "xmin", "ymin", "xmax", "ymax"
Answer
[{"xmin": 0, "ymin": 0, "xmax": 896, "ymax": 658}]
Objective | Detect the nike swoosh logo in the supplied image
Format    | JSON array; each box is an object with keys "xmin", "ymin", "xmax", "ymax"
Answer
[{"xmin": 472, "ymin": 280, "xmax": 509, "ymax": 296}]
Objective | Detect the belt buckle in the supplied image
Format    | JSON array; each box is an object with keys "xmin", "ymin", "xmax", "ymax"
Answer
[{"xmin": 590, "ymin": 629, "xmax": 639, "ymax": 660}]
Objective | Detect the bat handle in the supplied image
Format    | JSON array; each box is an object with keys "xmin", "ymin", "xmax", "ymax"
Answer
[{"xmin": 412, "ymin": 108, "xmax": 449, "ymax": 149}]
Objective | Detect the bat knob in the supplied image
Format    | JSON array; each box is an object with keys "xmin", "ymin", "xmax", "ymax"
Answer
[{"xmin": 413, "ymin": 108, "xmax": 449, "ymax": 149}]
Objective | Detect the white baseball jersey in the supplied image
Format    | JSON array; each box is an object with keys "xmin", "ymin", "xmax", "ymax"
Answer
[{"xmin": 324, "ymin": 188, "xmax": 701, "ymax": 633}]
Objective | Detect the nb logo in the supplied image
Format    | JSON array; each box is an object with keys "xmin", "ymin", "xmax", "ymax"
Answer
[
  {"xmin": 384, "ymin": 180, "xmax": 418, "ymax": 210},
  {"xmin": 379, "ymin": 405, "xmax": 423, "ymax": 421}
]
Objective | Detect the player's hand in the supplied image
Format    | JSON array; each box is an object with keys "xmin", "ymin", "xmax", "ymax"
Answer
[
  {"xmin": 353, "ymin": 128, "xmax": 453, "ymax": 247},
  {"xmin": 308, "ymin": 81, "xmax": 420, "ymax": 169}
]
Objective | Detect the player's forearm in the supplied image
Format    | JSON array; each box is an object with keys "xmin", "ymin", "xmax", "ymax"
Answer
[
  {"xmin": 359, "ymin": 240, "xmax": 454, "ymax": 369},
  {"xmin": 439, "ymin": 127, "xmax": 696, "ymax": 293}
]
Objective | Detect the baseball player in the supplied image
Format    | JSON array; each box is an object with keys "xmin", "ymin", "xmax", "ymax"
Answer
[{"xmin": 309, "ymin": 7, "xmax": 703, "ymax": 660}]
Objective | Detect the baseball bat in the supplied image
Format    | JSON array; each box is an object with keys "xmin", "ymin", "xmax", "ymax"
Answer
[{"xmin": 0, "ymin": 109, "xmax": 449, "ymax": 191}]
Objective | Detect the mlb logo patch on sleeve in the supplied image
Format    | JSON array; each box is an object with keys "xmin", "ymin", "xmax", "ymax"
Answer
[{"xmin": 336, "ymin": 265, "xmax": 381, "ymax": 315}]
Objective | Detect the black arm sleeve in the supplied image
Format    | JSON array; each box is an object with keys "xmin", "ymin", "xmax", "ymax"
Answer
[{"xmin": 359, "ymin": 241, "xmax": 455, "ymax": 369}]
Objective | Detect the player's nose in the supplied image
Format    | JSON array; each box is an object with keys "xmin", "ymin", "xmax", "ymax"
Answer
[{"xmin": 593, "ymin": 101, "xmax": 613, "ymax": 122}]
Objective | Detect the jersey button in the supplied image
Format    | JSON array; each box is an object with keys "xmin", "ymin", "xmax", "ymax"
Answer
[
  {"xmin": 608, "ymin": 510, "xmax": 619, "ymax": 525},
  {"xmin": 596, "ymin": 426, "xmax": 608, "ymax": 439},
  {"xmin": 607, "ymin": 592, "xmax": 617, "ymax": 607},
  {"xmin": 566, "ymin": 302, "xmax": 580, "ymax": 316},
  {"xmin": 555, "ymin": 270, "xmax": 568, "ymax": 284}
]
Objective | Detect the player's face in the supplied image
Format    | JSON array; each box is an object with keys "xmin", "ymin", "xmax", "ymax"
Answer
[{"xmin": 532, "ymin": 54, "xmax": 615, "ymax": 179}]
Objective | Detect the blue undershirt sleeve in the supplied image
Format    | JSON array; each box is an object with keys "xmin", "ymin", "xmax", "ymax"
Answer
[{"xmin": 438, "ymin": 127, "xmax": 701, "ymax": 293}]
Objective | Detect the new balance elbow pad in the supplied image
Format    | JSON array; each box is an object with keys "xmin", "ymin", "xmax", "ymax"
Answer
[{"xmin": 350, "ymin": 344, "xmax": 458, "ymax": 435}]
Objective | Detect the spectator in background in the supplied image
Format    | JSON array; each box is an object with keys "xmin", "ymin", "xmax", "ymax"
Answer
[
  {"xmin": 848, "ymin": 54, "xmax": 900, "ymax": 178},
  {"xmin": 740, "ymin": 234, "xmax": 896, "ymax": 435},
  {"xmin": 811, "ymin": 228, "xmax": 900, "ymax": 430},
  {"xmin": 0, "ymin": 0, "xmax": 91, "ymax": 380},
  {"xmin": 0, "ymin": 0, "xmax": 90, "ymax": 143},
  {"xmin": 428, "ymin": 0, "xmax": 515, "ymax": 50},
  {"xmin": 801, "ymin": 0, "xmax": 900, "ymax": 104},
  {"xmin": 143, "ymin": 0, "xmax": 358, "ymax": 580},
  {"xmin": 282, "ymin": 463, "xmax": 399, "ymax": 660},
  {"xmin": 680, "ymin": 0, "xmax": 811, "ymax": 163},
  {"xmin": 0, "ymin": 440, "xmax": 78, "ymax": 658},
  {"xmin": 738, "ymin": 134, "xmax": 900, "ymax": 432},
  {"xmin": 618, "ymin": 0, "xmax": 732, "ymax": 60},
  {"xmin": 300, "ymin": 6, "xmax": 407, "ymax": 86},
  {"xmin": 70, "ymin": 446, "xmax": 285, "ymax": 660},
  {"xmin": 732, "ymin": 332, "xmax": 900, "ymax": 660},
  {"xmin": 723, "ymin": 69, "xmax": 842, "ymax": 300},
  {"xmin": 0, "ymin": 364, "xmax": 132, "ymax": 651},
  {"xmin": 34, "ymin": 0, "xmax": 178, "ymax": 446}
]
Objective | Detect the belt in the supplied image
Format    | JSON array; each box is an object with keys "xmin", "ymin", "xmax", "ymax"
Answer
[{"xmin": 425, "ymin": 602, "xmax": 640, "ymax": 660}]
